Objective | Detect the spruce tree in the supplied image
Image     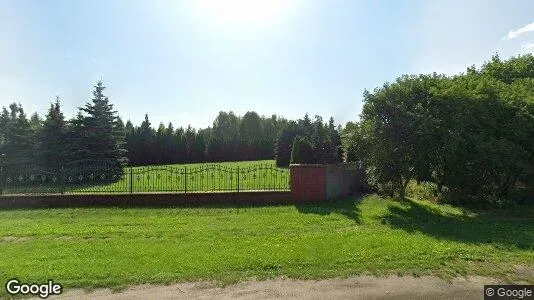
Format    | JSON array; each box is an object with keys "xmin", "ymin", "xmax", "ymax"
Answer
[
  {"xmin": 184, "ymin": 125, "xmax": 196, "ymax": 162},
  {"xmin": 124, "ymin": 120, "xmax": 137, "ymax": 164},
  {"xmin": 173, "ymin": 127, "xmax": 187, "ymax": 163},
  {"xmin": 290, "ymin": 136, "xmax": 314, "ymax": 164},
  {"xmin": 192, "ymin": 133, "xmax": 206, "ymax": 162},
  {"xmin": 64, "ymin": 112, "xmax": 88, "ymax": 164},
  {"xmin": 327, "ymin": 117, "xmax": 343, "ymax": 163},
  {"xmin": 40, "ymin": 97, "xmax": 66, "ymax": 169},
  {"xmin": 75, "ymin": 81, "xmax": 127, "ymax": 168},
  {"xmin": 275, "ymin": 121, "xmax": 301, "ymax": 167},
  {"xmin": 206, "ymin": 137, "xmax": 223, "ymax": 162},
  {"xmin": 138, "ymin": 114, "xmax": 155, "ymax": 165},
  {"xmin": 155, "ymin": 122, "xmax": 167, "ymax": 164},
  {"xmin": 0, "ymin": 107, "xmax": 9, "ymax": 157},
  {"xmin": 3, "ymin": 103, "xmax": 36, "ymax": 164}
]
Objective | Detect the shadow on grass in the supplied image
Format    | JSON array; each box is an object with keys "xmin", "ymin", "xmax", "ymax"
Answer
[
  {"xmin": 295, "ymin": 197, "xmax": 362, "ymax": 224},
  {"xmin": 382, "ymin": 199, "xmax": 534, "ymax": 250}
]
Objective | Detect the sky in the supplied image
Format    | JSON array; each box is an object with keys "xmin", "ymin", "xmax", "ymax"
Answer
[{"xmin": 1, "ymin": 0, "xmax": 533, "ymax": 129}]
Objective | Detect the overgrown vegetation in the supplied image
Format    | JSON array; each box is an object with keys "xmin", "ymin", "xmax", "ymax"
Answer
[
  {"xmin": 343, "ymin": 54, "xmax": 534, "ymax": 206},
  {"xmin": 0, "ymin": 196, "xmax": 532, "ymax": 294}
]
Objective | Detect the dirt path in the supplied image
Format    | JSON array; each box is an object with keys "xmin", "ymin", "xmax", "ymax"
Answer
[{"xmin": 42, "ymin": 275, "xmax": 510, "ymax": 299}]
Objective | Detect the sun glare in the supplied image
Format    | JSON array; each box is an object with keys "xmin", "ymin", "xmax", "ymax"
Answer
[{"xmin": 194, "ymin": 0, "xmax": 294, "ymax": 29}]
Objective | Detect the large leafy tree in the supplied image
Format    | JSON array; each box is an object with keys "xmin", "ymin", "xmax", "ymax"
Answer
[
  {"xmin": 356, "ymin": 74, "xmax": 445, "ymax": 198},
  {"xmin": 343, "ymin": 54, "xmax": 534, "ymax": 204},
  {"xmin": 239, "ymin": 111, "xmax": 262, "ymax": 141}
]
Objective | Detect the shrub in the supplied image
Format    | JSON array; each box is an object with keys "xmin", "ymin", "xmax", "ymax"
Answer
[
  {"xmin": 406, "ymin": 181, "xmax": 442, "ymax": 202},
  {"xmin": 290, "ymin": 136, "xmax": 314, "ymax": 164}
]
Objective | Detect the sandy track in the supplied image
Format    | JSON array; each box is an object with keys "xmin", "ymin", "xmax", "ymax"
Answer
[{"xmin": 40, "ymin": 275, "xmax": 511, "ymax": 300}]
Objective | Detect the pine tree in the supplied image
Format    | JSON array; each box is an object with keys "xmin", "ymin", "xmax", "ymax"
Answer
[
  {"xmin": 184, "ymin": 125, "xmax": 196, "ymax": 162},
  {"xmin": 327, "ymin": 117, "xmax": 343, "ymax": 163},
  {"xmin": 3, "ymin": 103, "xmax": 36, "ymax": 164},
  {"xmin": 290, "ymin": 136, "xmax": 314, "ymax": 164},
  {"xmin": 40, "ymin": 97, "xmax": 66, "ymax": 169},
  {"xmin": 0, "ymin": 107, "xmax": 9, "ymax": 156},
  {"xmin": 164, "ymin": 122, "xmax": 175, "ymax": 164},
  {"xmin": 192, "ymin": 133, "xmax": 206, "ymax": 162},
  {"xmin": 173, "ymin": 127, "xmax": 186, "ymax": 163},
  {"xmin": 311, "ymin": 115, "xmax": 326, "ymax": 163},
  {"xmin": 138, "ymin": 114, "xmax": 155, "ymax": 165},
  {"xmin": 124, "ymin": 120, "xmax": 138, "ymax": 164},
  {"xmin": 155, "ymin": 122, "xmax": 167, "ymax": 164},
  {"xmin": 64, "ymin": 113, "xmax": 89, "ymax": 165},
  {"xmin": 206, "ymin": 137, "xmax": 223, "ymax": 162},
  {"xmin": 74, "ymin": 81, "xmax": 127, "ymax": 168},
  {"xmin": 275, "ymin": 121, "xmax": 302, "ymax": 167},
  {"xmin": 116, "ymin": 116, "xmax": 126, "ymax": 142}
]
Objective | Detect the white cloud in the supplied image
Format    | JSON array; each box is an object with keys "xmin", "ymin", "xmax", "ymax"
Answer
[
  {"xmin": 521, "ymin": 42, "xmax": 534, "ymax": 53},
  {"xmin": 504, "ymin": 22, "xmax": 534, "ymax": 39}
]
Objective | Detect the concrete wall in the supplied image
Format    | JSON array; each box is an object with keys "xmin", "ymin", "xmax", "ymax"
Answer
[{"xmin": 326, "ymin": 163, "xmax": 363, "ymax": 200}]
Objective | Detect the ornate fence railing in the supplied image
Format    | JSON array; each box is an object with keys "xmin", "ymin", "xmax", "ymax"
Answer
[{"xmin": 0, "ymin": 163, "xmax": 290, "ymax": 195}]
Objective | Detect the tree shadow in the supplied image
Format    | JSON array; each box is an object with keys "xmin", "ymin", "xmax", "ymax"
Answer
[
  {"xmin": 295, "ymin": 196, "xmax": 362, "ymax": 224},
  {"xmin": 381, "ymin": 199, "xmax": 534, "ymax": 250},
  {"xmin": 0, "ymin": 199, "xmax": 296, "ymax": 211}
]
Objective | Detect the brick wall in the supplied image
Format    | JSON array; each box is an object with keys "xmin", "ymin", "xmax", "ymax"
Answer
[{"xmin": 290, "ymin": 164, "xmax": 327, "ymax": 202}]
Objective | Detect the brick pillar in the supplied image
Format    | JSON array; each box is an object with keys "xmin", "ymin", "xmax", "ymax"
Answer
[{"xmin": 289, "ymin": 164, "xmax": 326, "ymax": 202}]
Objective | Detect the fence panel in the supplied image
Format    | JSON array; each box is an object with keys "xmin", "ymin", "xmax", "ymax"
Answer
[{"xmin": 0, "ymin": 162, "xmax": 290, "ymax": 195}]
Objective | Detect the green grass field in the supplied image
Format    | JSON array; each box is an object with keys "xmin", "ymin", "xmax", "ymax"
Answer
[
  {"xmin": 0, "ymin": 195, "xmax": 532, "ymax": 295},
  {"xmin": 3, "ymin": 160, "xmax": 290, "ymax": 194}
]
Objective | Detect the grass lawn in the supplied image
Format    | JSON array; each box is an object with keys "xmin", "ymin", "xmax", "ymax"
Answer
[
  {"xmin": 3, "ymin": 160, "xmax": 290, "ymax": 194},
  {"xmin": 0, "ymin": 195, "xmax": 533, "ymax": 295}
]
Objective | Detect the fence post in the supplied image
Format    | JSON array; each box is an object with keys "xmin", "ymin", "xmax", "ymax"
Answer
[
  {"xmin": 129, "ymin": 166, "xmax": 133, "ymax": 194},
  {"xmin": 184, "ymin": 166, "xmax": 187, "ymax": 193},
  {"xmin": 237, "ymin": 166, "xmax": 240, "ymax": 192}
]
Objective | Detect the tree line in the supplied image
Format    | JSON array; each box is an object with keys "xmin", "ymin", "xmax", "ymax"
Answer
[
  {"xmin": 124, "ymin": 111, "xmax": 289, "ymax": 165},
  {"xmin": 0, "ymin": 82, "xmax": 126, "ymax": 173},
  {"xmin": 0, "ymin": 83, "xmax": 342, "ymax": 168},
  {"xmin": 342, "ymin": 54, "xmax": 534, "ymax": 206}
]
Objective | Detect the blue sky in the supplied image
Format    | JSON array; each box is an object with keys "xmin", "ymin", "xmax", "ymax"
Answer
[{"xmin": 1, "ymin": 0, "xmax": 533, "ymax": 128}]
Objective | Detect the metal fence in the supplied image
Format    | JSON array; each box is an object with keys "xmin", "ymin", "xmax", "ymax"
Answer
[{"xmin": 0, "ymin": 163, "xmax": 290, "ymax": 195}]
